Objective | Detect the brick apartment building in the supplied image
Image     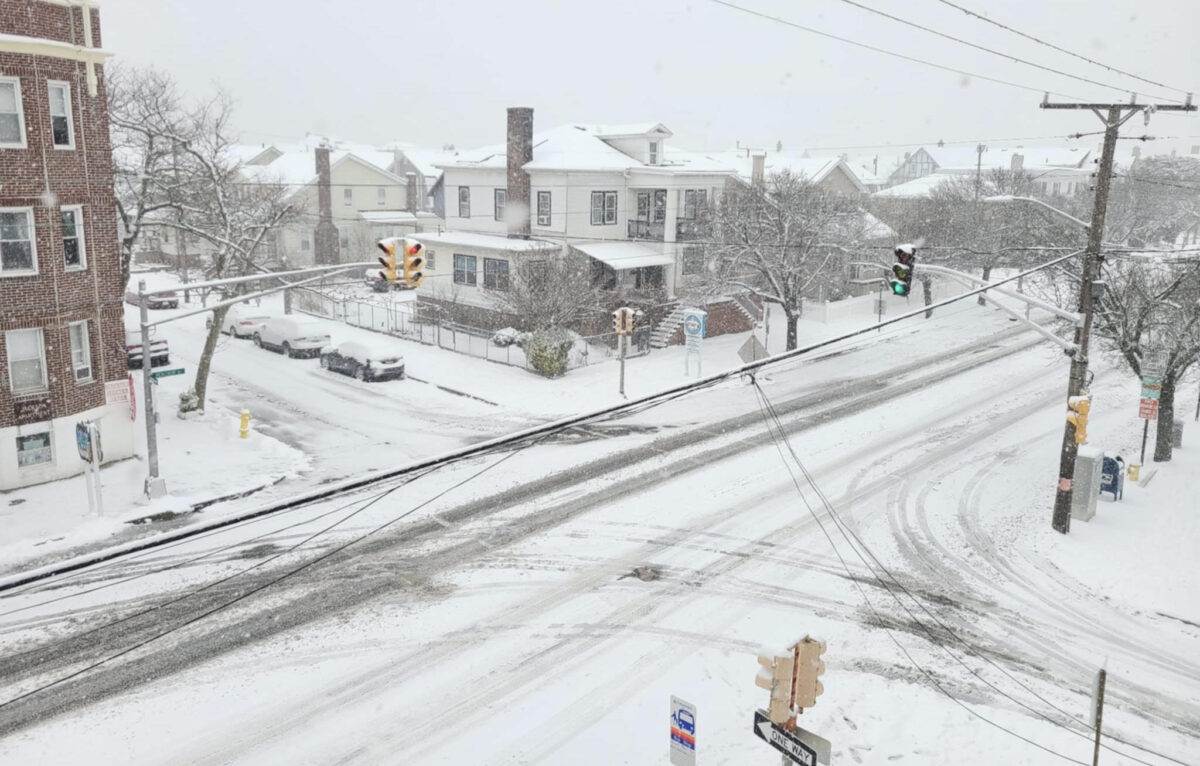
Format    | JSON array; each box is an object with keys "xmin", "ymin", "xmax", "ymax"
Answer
[{"xmin": 0, "ymin": 0, "xmax": 132, "ymax": 489}]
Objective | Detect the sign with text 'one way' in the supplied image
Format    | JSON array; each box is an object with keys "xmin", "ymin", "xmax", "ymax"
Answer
[{"xmin": 752, "ymin": 709, "xmax": 832, "ymax": 765}]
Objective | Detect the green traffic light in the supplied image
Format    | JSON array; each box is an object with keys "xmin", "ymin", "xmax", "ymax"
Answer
[{"xmin": 890, "ymin": 281, "xmax": 908, "ymax": 296}]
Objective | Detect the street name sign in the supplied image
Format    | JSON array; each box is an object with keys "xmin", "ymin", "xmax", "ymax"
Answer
[
  {"xmin": 149, "ymin": 366, "xmax": 185, "ymax": 380},
  {"xmin": 670, "ymin": 696, "xmax": 696, "ymax": 766},
  {"xmin": 752, "ymin": 710, "xmax": 831, "ymax": 765}
]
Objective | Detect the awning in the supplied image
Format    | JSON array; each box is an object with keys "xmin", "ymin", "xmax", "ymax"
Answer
[{"xmin": 572, "ymin": 241, "xmax": 675, "ymax": 271}]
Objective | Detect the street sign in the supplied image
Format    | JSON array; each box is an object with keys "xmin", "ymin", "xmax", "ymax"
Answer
[
  {"xmin": 752, "ymin": 710, "xmax": 832, "ymax": 765},
  {"xmin": 149, "ymin": 366, "xmax": 185, "ymax": 380},
  {"xmin": 76, "ymin": 422, "xmax": 93, "ymax": 463},
  {"xmin": 670, "ymin": 696, "xmax": 696, "ymax": 766},
  {"xmin": 1139, "ymin": 398, "xmax": 1159, "ymax": 420},
  {"xmin": 738, "ymin": 335, "xmax": 769, "ymax": 364},
  {"xmin": 1142, "ymin": 351, "xmax": 1166, "ymax": 379}
]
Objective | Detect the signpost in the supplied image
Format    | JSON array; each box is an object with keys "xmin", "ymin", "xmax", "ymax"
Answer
[
  {"xmin": 738, "ymin": 335, "xmax": 769, "ymax": 364},
  {"xmin": 669, "ymin": 696, "xmax": 696, "ymax": 766},
  {"xmin": 752, "ymin": 710, "xmax": 831, "ymax": 765},
  {"xmin": 75, "ymin": 421, "xmax": 104, "ymax": 516},
  {"xmin": 683, "ymin": 308, "xmax": 707, "ymax": 378},
  {"xmin": 1138, "ymin": 373, "xmax": 1161, "ymax": 463}
]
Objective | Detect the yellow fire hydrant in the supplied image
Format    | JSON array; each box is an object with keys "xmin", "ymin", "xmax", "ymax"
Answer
[
  {"xmin": 1127, "ymin": 463, "xmax": 1141, "ymax": 482},
  {"xmin": 239, "ymin": 408, "xmax": 252, "ymax": 439}
]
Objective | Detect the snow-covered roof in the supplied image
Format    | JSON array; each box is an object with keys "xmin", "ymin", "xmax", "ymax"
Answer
[
  {"xmin": 925, "ymin": 145, "xmax": 1091, "ymax": 170},
  {"xmin": 414, "ymin": 231, "xmax": 560, "ymax": 252},
  {"xmin": 706, "ymin": 151, "xmax": 867, "ymax": 191},
  {"xmin": 360, "ymin": 211, "xmax": 443, "ymax": 224},
  {"xmin": 872, "ymin": 173, "xmax": 960, "ymax": 199},
  {"xmin": 571, "ymin": 241, "xmax": 675, "ymax": 270},
  {"xmin": 442, "ymin": 124, "xmax": 738, "ymax": 176},
  {"xmin": 581, "ymin": 122, "xmax": 672, "ymax": 139},
  {"xmin": 238, "ymin": 150, "xmax": 402, "ymax": 189},
  {"xmin": 395, "ymin": 148, "xmax": 459, "ymax": 179}
]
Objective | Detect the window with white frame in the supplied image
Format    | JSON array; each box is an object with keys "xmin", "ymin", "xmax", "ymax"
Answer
[
  {"xmin": 300, "ymin": 230, "xmax": 311, "ymax": 251},
  {"xmin": 16, "ymin": 432, "xmax": 52, "ymax": 468},
  {"xmin": 453, "ymin": 253, "xmax": 477, "ymax": 286},
  {"xmin": 458, "ymin": 186, "xmax": 471, "ymax": 218},
  {"xmin": 483, "ymin": 258, "xmax": 509, "ymax": 290},
  {"xmin": 47, "ymin": 81, "xmax": 74, "ymax": 149},
  {"xmin": 377, "ymin": 186, "xmax": 386, "ymax": 206},
  {"xmin": 343, "ymin": 188, "xmax": 353, "ymax": 206},
  {"xmin": 683, "ymin": 189, "xmax": 707, "ymax": 219},
  {"xmin": 6, "ymin": 328, "xmax": 47, "ymax": 392},
  {"xmin": 69, "ymin": 320, "xmax": 92, "ymax": 382},
  {"xmin": 648, "ymin": 141, "xmax": 659, "ymax": 165},
  {"xmin": 536, "ymin": 191, "xmax": 551, "ymax": 226},
  {"xmin": 0, "ymin": 77, "xmax": 26, "ymax": 148},
  {"xmin": 590, "ymin": 191, "xmax": 617, "ymax": 225},
  {"xmin": 494, "ymin": 189, "xmax": 507, "ymax": 221},
  {"xmin": 0, "ymin": 208, "xmax": 36, "ymax": 275},
  {"xmin": 61, "ymin": 206, "xmax": 85, "ymax": 269}
]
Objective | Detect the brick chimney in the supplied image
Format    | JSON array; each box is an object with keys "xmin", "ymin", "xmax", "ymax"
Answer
[
  {"xmin": 314, "ymin": 142, "xmax": 340, "ymax": 264},
  {"xmin": 751, "ymin": 152, "xmax": 765, "ymax": 187},
  {"xmin": 406, "ymin": 172, "xmax": 418, "ymax": 213},
  {"xmin": 506, "ymin": 107, "xmax": 533, "ymax": 238}
]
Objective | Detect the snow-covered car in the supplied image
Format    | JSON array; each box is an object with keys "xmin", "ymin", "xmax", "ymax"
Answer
[
  {"xmin": 221, "ymin": 306, "xmax": 273, "ymax": 338},
  {"xmin": 124, "ymin": 288, "xmax": 179, "ymax": 310},
  {"xmin": 125, "ymin": 328, "xmax": 170, "ymax": 369},
  {"xmin": 253, "ymin": 316, "xmax": 331, "ymax": 358},
  {"xmin": 364, "ymin": 268, "xmax": 389, "ymax": 293},
  {"xmin": 319, "ymin": 340, "xmax": 405, "ymax": 382}
]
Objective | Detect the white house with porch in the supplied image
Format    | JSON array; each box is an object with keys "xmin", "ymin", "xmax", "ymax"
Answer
[{"xmin": 426, "ymin": 114, "xmax": 743, "ymax": 336}]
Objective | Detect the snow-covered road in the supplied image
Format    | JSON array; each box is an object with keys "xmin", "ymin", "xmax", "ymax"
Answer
[{"xmin": 1, "ymin": 307, "xmax": 1197, "ymax": 765}]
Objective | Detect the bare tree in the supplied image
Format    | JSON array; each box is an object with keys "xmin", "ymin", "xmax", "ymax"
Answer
[
  {"xmin": 1091, "ymin": 257, "xmax": 1200, "ymax": 461},
  {"xmin": 700, "ymin": 171, "xmax": 877, "ymax": 350},
  {"xmin": 108, "ymin": 65, "xmax": 189, "ymax": 288},
  {"xmin": 492, "ymin": 253, "xmax": 604, "ymax": 332},
  {"xmin": 158, "ymin": 92, "xmax": 296, "ymax": 412}
]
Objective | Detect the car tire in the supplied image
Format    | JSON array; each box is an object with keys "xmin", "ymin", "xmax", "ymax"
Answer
[
  {"xmin": 355, "ymin": 365, "xmax": 367, "ymax": 382},
  {"xmin": 253, "ymin": 333, "xmax": 263, "ymax": 347},
  {"xmin": 282, "ymin": 342, "xmax": 293, "ymax": 358}
]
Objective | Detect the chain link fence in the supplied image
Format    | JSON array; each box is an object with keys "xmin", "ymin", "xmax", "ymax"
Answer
[{"xmin": 292, "ymin": 288, "xmax": 649, "ymax": 374}]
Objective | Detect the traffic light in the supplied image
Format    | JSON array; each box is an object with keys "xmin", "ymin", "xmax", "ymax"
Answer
[
  {"xmin": 1067, "ymin": 395, "xmax": 1091, "ymax": 445},
  {"xmin": 401, "ymin": 237, "xmax": 426, "ymax": 287},
  {"xmin": 613, "ymin": 307, "xmax": 634, "ymax": 335},
  {"xmin": 793, "ymin": 637, "xmax": 827, "ymax": 711},
  {"xmin": 756, "ymin": 648, "xmax": 794, "ymax": 724},
  {"xmin": 888, "ymin": 244, "xmax": 917, "ymax": 296},
  {"xmin": 377, "ymin": 237, "xmax": 399, "ymax": 284}
]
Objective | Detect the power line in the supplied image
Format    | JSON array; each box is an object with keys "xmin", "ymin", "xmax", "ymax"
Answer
[
  {"xmin": 707, "ymin": 0, "xmax": 1087, "ymax": 101},
  {"xmin": 748, "ymin": 384, "xmax": 1190, "ymax": 766},
  {"xmin": 931, "ymin": 0, "xmax": 1196, "ymax": 97},
  {"xmin": 833, "ymin": 0, "xmax": 1181, "ymax": 103}
]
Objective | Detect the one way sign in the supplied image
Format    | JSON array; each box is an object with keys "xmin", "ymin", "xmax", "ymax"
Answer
[{"xmin": 752, "ymin": 710, "xmax": 831, "ymax": 765}]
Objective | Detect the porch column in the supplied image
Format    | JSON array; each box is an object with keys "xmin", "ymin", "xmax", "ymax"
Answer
[{"xmin": 663, "ymin": 188, "xmax": 679, "ymax": 297}]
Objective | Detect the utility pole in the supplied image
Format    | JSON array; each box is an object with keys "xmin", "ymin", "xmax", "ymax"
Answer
[
  {"xmin": 1091, "ymin": 668, "xmax": 1107, "ymax": 766},
  {"xmin": 1041, "ymin": 93, "xmax": 1195, "ymax": 533},
  {"xmin": 139, "ymin": 280, "xmax": 166, "ymax": 499}
]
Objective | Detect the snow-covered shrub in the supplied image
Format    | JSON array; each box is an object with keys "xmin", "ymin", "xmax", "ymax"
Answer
[
  {"xmin": 177, "ymin": 387, "xmax": 203, "ymax": 417},
  {"xmin": 491, "ymin": 327, "xmax": 521, "ymax": 347},
  {"xmin": 520, "ymin": 327, "xmax": 573, "ymax": 377}
]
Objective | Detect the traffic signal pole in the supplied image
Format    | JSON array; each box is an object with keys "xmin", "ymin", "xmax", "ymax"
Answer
[{"xmin": 1040, "ymin": 94, "xmax": 1195, "ymax": 533}]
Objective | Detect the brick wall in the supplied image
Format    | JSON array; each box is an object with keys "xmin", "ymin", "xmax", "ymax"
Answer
[
  {"xmin": 0, "ymin": 1, "xmax": 125, "ymax": 429},
  {"xmin": 665, "ymin": 299, "xmax": 756, "ymax": 346}
]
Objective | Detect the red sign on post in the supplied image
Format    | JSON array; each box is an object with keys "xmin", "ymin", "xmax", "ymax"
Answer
[{"xmin": 1139, "ymin": 398, "xmax": 1158, "ymax": 420}]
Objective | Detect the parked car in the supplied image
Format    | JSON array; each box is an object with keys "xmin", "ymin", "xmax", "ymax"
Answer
[
  {"xmin": 364, "ymin": 268, "xmax": 389, "ymax": 293},
  {"xmin": 126, "ymin": 328, "xmax": 170, "ymax": 369},
  {"xmin": 319, "ymin": 340, "xmax": 405, "ymax": 382},
  {"xmin": 253, "ymin": 316, "xmax": 331, "ymax": 358},
  {"xmin": 221, "ymin": 306, "xmax": 273, "ymax": 338},
  {"xmin": 124, "ymin": 288, "xmax": 180, "ymax": 310}
]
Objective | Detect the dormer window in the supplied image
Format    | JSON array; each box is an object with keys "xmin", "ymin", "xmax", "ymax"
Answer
[{"xmin": 648, "ymin": 141, "xmax": 659, "ymax": 165}]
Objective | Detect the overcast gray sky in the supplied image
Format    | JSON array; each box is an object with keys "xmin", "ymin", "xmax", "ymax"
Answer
[{"xmin": 100, "ymin": 0, "xmax": 1199, "ymax": 157}]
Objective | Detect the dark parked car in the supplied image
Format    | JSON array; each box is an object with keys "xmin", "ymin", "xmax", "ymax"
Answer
[
  {"xmin": 124, "ymin": 288, "xmax": 179, "ymax": 310},
  {"xmin": 319, "ymin": 340, "xmax": 405, "ymax": 382}
]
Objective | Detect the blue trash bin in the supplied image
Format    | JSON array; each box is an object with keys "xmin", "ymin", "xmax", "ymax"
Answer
[{"xmin": 1100, "ymin": 456, "xmax": 1124, "ymax": 501}]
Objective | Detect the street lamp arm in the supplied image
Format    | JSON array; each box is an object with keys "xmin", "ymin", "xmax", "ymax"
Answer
[{"xmin": 982, "ymin": 195, "xmax": 1092, "ymax": 232}]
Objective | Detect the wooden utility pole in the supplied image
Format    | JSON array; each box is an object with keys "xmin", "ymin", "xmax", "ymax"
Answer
[
  {"xmin": 1040, "ymin": 93, "xmax": 1195, "ymax": 534},
  {"xmin": 1092, "ymin": 668, "xmax": 1107, "ymax": 766}
]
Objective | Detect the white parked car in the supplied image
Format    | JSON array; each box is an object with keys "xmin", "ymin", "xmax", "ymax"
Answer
[
  {"xmin": 253, "ymin": 316, "xmax": 331, "ymax": 358},
  {"xmin": 319, "ymin": 340, "xmax": 405, "ymax": 382},
  {"xmin": 222, "ymin": 306, "xmax": 273, "ymax": 338}
]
